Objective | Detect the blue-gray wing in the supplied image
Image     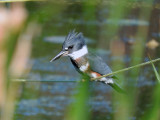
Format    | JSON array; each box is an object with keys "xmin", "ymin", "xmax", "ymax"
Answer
[
  {"xmin": 87, "ymin": 53, "xmax": 112, "ymax": 77},
  {"xmin": 87, "ymin": 53, "xmax": 126, "ymax": 94}
]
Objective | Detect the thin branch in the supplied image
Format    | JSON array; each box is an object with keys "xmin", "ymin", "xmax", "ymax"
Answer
[{"xmin": 12, "ymin": 58, "xmax": 160, "ymax": 82}]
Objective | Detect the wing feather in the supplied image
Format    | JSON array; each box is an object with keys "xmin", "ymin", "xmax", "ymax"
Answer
[{"xmin": 87, "ymin": 53, "xmax": 112, "ymax": 76}]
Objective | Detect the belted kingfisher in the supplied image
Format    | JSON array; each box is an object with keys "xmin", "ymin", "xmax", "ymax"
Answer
[{"xmin": 50, "ymin": 30, "xmax": 125, "ymax": 93}]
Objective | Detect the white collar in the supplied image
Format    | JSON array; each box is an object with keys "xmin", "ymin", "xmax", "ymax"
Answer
[{"xmin": 68, "ymin": 45, "xmax": 88, "ymax": 60}]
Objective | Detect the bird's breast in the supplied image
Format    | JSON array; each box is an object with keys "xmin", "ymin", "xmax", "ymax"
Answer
[
  {"xmin": 73, "ymin": 57, "xmax": 90, "ymax": 72},
  {"xmin": 79, "ymin": 62, "xmax": 90, "ymax": 72}
]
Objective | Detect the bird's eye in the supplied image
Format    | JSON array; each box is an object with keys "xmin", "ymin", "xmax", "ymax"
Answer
[
  {"xmin": 68, "ymin": 45, "xmax": 73, "ymax": 49},
  {"xmin": 64, "ymin": 48, "xmax": 68, "ymax": 50}
]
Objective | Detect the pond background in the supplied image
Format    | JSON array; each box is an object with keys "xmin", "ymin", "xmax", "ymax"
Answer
[{"xmin": 1, "ymin": 0, "xmax": 160, "ymax": 120}]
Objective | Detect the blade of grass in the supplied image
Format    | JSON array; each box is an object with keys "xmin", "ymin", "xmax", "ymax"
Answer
[
  {"xmin": 126, "ymin": 1, "xmax": 153, "ymax": 119},
  {"xmin": 141, "ymin": 57, "xmax": 160, "ymax": 120},
  {"xmin": 149, "ymin": 56, "xmax": 160, "ymax": 83}
]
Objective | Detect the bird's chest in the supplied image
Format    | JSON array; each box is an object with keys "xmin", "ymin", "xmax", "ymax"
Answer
[
  {"xmin": 79, "ymin": 62, "xmax": 89, "ymax": 72},
  {"xmin": 71, "ymin": 57, "xmax": 90, "ymax": 73},
  {"xmin": 71, "ymin": 58, "xmax": 101, "ymax": 77}
]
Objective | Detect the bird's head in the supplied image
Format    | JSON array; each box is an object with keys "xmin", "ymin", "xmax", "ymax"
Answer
[{"xmin": 50, "ymin": 30, "xmax": 88, "ymax": 62}]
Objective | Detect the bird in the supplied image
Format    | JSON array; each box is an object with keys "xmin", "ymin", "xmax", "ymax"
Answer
[{"xmin": 50, "ymin": 30, "xmax": 125, "ymax": 94}]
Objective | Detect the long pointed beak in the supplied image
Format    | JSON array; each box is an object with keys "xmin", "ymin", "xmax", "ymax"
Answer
[{"xmin": 50, "ymin": 51, "xmax": 68, "ymax": 62}]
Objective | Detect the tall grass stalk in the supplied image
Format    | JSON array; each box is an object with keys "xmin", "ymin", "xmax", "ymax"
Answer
[
  {"xmin": 1, "ymin": 22, "xmax": 39, "ymax": 120},
  {"xmin": 119, "ymin": 1, "xmax": 154, "ymax": 120},
  {"xmin": 141, "ymin": 58, "xmax": 160, "ymax": 120},
  {"xmin": 149, "ymin": 57, "xmax": 160, "ymax": 83}
]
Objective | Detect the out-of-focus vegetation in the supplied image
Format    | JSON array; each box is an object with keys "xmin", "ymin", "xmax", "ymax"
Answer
[
  {"xmin": 0, "ymin": 0, "xmax": 160, "ymax": 120},
  {"xmin": 141, "ymin": 57, "xmax": 160, "ymax": 120}
]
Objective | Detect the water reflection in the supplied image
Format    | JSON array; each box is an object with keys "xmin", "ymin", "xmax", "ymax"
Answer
[{"xmin": 44, "ymin": 36, "xmax": 95, "ymax": 44}]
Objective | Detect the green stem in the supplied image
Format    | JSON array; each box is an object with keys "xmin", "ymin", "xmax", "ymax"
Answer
[
  {"xmin": 12, "ymin": 58, "xmax": 160, "ymax": 82},
  {"xmin": 91, "ymin": 58, "xmax": 160, "ymax": 81}
]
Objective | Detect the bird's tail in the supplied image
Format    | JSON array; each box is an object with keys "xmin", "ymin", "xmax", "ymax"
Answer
[
  {"xmin": 102, "ymin": 78, "xmax": 126, "ymax": 94},
  {"xmin": 108, "ymin": 82, "xmax": 126, "ymax": 94},
  {"xmin": 99, "ymin": 77, "xmax": 126, "ymax": 94}
]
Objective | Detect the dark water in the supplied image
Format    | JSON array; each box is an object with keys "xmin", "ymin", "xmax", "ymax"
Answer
[{"xmin": 14, "ymin": 1, "xmax": 160, "ymax": 120}]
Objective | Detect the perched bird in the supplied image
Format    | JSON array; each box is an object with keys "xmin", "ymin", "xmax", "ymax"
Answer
[{"xmin": 50, "ymin": 30, "xmax": 125, "ymax": 93}]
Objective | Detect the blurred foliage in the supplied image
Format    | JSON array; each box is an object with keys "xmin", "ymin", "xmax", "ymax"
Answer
[
  {"xmin": 142, "ymin": 58, "xmax": 160, "ymax": 120},
  {"xmin": 66, "ymin": 74, "xmax": 91, "ymax": 120}
]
